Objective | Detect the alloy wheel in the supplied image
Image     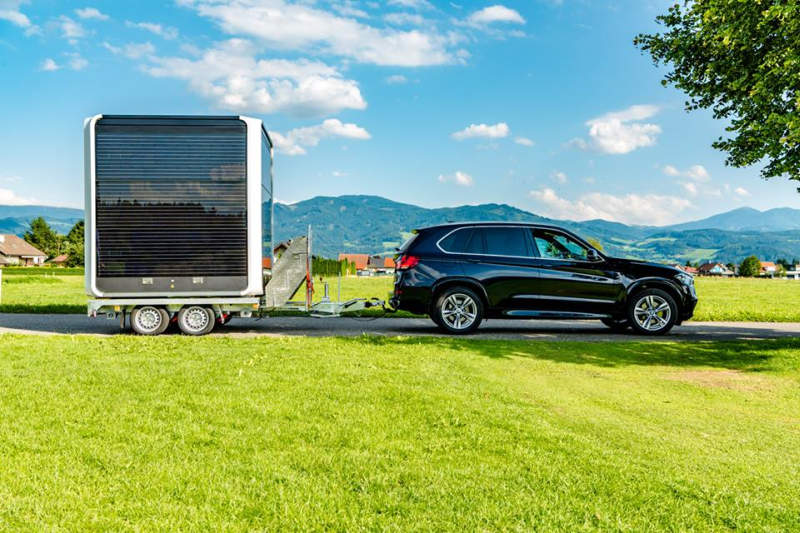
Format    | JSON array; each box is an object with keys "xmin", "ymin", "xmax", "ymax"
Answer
[
  {"xmin": 632, "ymin": 294, "xmax": 671, "ymax": 332},
  {"xmin": 441, "ymin": 293, "xmax": 478, "ymax": 330}
]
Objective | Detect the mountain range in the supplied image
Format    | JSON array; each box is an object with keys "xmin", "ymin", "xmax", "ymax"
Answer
[{"xmin": 3, "ymin": 197, "xmax": 800, "ymax": 263}]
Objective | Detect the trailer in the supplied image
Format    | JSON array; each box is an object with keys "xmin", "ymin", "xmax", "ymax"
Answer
[{"xmin": 84, "ymin": 114, "xmax": 385, "ymax": 335}]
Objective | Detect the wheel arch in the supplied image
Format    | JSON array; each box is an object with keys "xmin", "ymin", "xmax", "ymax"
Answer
[
  {"xmin": 430, "ymin": 277, "xmax": 489, "ymax": 312},
  {"xmin": 626, "ymin": 278, "xmax": 683, "ymax": 312}
]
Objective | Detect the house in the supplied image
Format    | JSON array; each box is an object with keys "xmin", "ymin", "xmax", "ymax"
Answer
[
  {"xmin": 760, "ymin": 261, "xmax": 778, "ymax": 277},
  {"xmin": 786, "ymin": 265, "xmax": 800, "ymax": 280},
  {"xmin": 338, "ymin": 253, "xmax": 370, "ymax": 271},
  {"xmin": 47, "ymin": 254, "xmax": 69, "ymax": 267},
  {"xmin": 697, "ymin": 262, "xmax": 734, "ymax": 277},
  {"xmin": 671, "ymin": 264, "xmax": 698, "ymax": 275},
  {"xmin": 0, "ymin": 234, "xmax": 47, "ymax": 266}
]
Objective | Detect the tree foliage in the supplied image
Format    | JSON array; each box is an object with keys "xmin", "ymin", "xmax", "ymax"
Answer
[
  {"xmin": 634, "ymin": 1, "xmax": 800, "ymax": 183},
  {"xmin": 65, "ymin": 221, "xmax": 85, "ymax": 267},
  {"xmin": 23, "ymin": 217, "xmax": 60, "ymax": 258},
  {"xmin": 739, "ymin": 255, "xmax": 762, "ymax": 277}
]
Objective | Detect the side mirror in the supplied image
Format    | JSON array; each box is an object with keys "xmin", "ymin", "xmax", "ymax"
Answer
[{"xmin": 586, "ymin": 249, "xmax": 601, "ymax": 262}]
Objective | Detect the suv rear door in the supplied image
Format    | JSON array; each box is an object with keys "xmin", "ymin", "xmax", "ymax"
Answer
[{"xmin": 440, "ymin": 226, "xmax": 541, "ymax": 311}]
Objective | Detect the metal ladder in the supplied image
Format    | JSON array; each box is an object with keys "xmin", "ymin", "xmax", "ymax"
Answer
[{"xmin": 262, "ymin": 235, "xmax": 311, "ymax": 310}]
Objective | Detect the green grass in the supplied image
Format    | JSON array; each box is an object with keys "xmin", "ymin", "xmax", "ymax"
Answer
[
  {"xmin": 0, "ymin": 334, "xmax": 798, "ymax": 530},
  {"xmin": 3, "ymin": 271, "xmax": 800, "ymax": 322}
]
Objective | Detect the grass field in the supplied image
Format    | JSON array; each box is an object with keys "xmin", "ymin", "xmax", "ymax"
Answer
[
  {"xmin": 2, "ymin": 270, "xmax": 800, "ymax": 322},
  {"xmin": 0, "ymin": 334, "xmax": 798, "ymax": 530}
]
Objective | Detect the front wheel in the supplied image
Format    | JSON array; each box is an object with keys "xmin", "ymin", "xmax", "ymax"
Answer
[
  {"xmin": 130, "ymin": 306, "xmax": 169, "ymax": 336},
  {"xmin": 627, "ymin": 289, "xmax": 677, "ymax": 336},
  {"xmin": 432, "ymin": 287, "xmax": 483, "ymax": 335}
]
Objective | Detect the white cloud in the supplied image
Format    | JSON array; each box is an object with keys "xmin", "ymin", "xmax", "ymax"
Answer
[
  {"xmin": 385, "ymin": 74, "xmax": 408, "ymax": 84},
  {"xmin": 331, "ymin": 170, "xmax": 347, "ymax": 177},
  {"xmin": 662, "ymin": 165, "xmax": 680, "ymax": 177},
  {"xmin": 58, "ymin": 15, "xmax": 86, "ymax": 40},
  {"xmin": 573, "ymin": 104, "xmax": 661, "ymax": 155},
  {"xmin": 685, "ymin": 165, "xmax": 710, "ymax": 182},
  {"xmin": 40, "ymin": 58, "xmax": 60, "ymax": 71},
  {"xmin": 0, "ymin": 187, "xmax": 36, "ymax": 205},
  {"xmin": 270, "ymin": 119, "xmax": 370, "ymax": 155},
  {"xmin": 179, "ymin": 0, "xmax": 458, "ymax": 66},
  {"xmin": 0, "ymin": 0, "xmax": 34, "ymax": 30},
  {"xmin": 384, "ymin": 12, "xmax": 426, "ymax": 26},
  {"xmin": 75, "ymin": 7, "xmax": 108, "ymax": 20},
  {"xmin": 681, "ymin": 182, "xmax": 698, "ymax": 197},
  {"xmin": 126, "ymin": 20, "xmax": 179, "ymax": 39},
  {"xmin": 388, "ymin": 0, "xmax": 433, "ymax": 8},
  {"xmin": 451, "ymin": 122, "xmax": 510, "ymax": 140},
  {"xmin": 551, "ymin": 171, "xmax": 567, "ymax": 184},
  {"xmin": 438, "ymin": 171, "xmax": 473, "ymax": 186},
  {"xmin": 105, "ymin": 41, "xmax": 156, "ymax": 59},
  {"xmin": 514, "ymin": 136, "xmax": 534, "ymax": 146},
  {"xmin": 529, "ymin": 187, "xmax": 693, "ymax": 225},
  {"xmin": 663, "ymin": 164, "xmax": 710, "ymax": 182},
  {"xmin": 466, "ymin": 5, "xmax": 525, "ymax": 27},
  {"xmin": 734, "ymin": 187, "xmax": 751, "ymax": 197},
  {"xmin": 66, "ymin": 52, "xmax": 88, "ymax": 70},
  {"xmin": 142, "ymin": 39, "xmax": 366, "ymax": 117}
]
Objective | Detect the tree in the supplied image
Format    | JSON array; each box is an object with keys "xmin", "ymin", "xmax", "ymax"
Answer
[
  {"xmin": 23, "ymin": 217, "xmax": 60, "ymax": 258},
  {"xmin": 739, "ymin": 255, "xmax": 761, "ymax": 277},
  {"xmin": 65, "ymin": 221, "xmax": 85, "ymax": 267},
  {"xmin": 777, "ymin": 264, "xmax": 787, "ymax": 278},
  {"xmin": 634, "ymin": 2, "xmax": 800, "ymax": 183}
]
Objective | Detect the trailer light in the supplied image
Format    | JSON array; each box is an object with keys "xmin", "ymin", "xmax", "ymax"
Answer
[{"xmin": 397, "ymin": 255, "xmax": 419, "ymax": 270}]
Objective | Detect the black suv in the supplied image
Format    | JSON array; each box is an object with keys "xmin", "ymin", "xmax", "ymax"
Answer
[{"xmin": 390, "ymin": 222, "xmax": 697, "ymax": 335}]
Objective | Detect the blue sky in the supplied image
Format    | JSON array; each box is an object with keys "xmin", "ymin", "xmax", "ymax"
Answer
[{"xmin": 1, "ymin": 0, "xmax": 799, "ymax": 226}]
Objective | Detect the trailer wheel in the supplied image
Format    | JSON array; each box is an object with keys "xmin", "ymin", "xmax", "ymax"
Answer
[
  {"xmin": 177, "ymin": 306, "xmax": 215, "ymax": 336},
  {"xmin": 131, "ymin": 306, "xmax": 169, "ymax": 336}
]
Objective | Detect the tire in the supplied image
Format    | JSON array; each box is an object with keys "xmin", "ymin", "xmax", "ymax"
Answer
[
  {"xmin": 601, "ymin": 317, "xmax": 630, "ymax": 332},
  {"xmin": 130, "ymin": 306, "xmax": 169, "ymax": 336},
  {"xmin": 177, "ymin": 306, "xmax": 216, "ymax": 336},
  {"xmin": 432, "ymin": 286, "xmax": 484, "ymax": 335},
  {"xmin": 626, "ymin": 289, "xmax": 677, "ymax": 336}
]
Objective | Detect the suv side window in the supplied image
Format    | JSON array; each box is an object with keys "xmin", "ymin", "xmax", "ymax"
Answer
[
  {"xmin": 439, "ymin": 228, "xmax": 485, "ymax": 254},
  {"xmin": 482, "ymin": 227, "xmax": 531, "ymax": 257},
  {"xmin": 532, "ymin": 229, "xmax": 590, "ymax": 260}
]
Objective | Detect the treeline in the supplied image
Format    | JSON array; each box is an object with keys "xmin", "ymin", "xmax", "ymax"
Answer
[
  {"xmin": 312, "ymin": 256, "xmax": 356, "ymax": 277},
  {"xmin": 24, "ymin": 217, "xmax": 84, "ymax": 267}
]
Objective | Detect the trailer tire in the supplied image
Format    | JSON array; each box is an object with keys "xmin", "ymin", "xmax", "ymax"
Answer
[
  {"xmin": 131, "ymin": 306, "xmax": 169, "ymax": 336},
  {"xmin": 177, "ymin": 306, "xmax": 215, "ymax": 336}
]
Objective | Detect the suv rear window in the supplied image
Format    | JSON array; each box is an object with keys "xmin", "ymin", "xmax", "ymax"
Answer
[
  {"xmin": 439, "ymin": 226, "xmax": 531, "ymax": 257},
  {"xmin": 482, "ymin": 227, "xmax": 530, "ymax": 257},
  {"xmin": 439, "ymin": 228, "xmax": 484, "ymax": 254}
]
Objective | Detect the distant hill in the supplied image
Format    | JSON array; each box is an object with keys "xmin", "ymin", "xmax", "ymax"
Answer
[
  {"xmin": 3, "ymin": 198, "xmax": 800, "ymax": 264},
  {"xmin": 0, "ymin": 205, "xmax": 83, "ymax": 236},
  {"xmin": 274, "ymin": 195, "xmax": 800, "ymax": 262},
  {"xmin": 664, "ymin": 207, "xmax": 800, "ymax": 232}
]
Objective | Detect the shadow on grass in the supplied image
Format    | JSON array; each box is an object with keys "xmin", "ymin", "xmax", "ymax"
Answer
[
  {"xmin": 0, "ymin": 305, "xmax": 85, "ymax": 314},
  {"xmin": 348, "ymin": 335, "xmax": 800, "ymax": 373}
]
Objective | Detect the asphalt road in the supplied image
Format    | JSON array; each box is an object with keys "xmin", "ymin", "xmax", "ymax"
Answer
[{"xmin": 1, "ymin": 313, "xmax": 799, "ymax": 341}]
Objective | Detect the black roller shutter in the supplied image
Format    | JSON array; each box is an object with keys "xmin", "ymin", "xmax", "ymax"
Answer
[{"xmin": 94, "ymin": 117, "xmax": 248, "ymax": 280}]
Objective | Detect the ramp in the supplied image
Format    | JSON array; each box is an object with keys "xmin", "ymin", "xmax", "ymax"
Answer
[{"xmin": 262, "ymin": 236, "xmax": 310, "ymax": 310}]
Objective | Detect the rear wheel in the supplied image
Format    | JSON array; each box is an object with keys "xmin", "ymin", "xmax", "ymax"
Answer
[
  {"xmin": 627, "ymin": 289, "xmax": 677, "ymax": 336},
  {"xmin": 433, "ymin": 287, "xmax": 483, "ymax": 335},
  {"xmin": 177, "ymin": 306, "xmax": 215, "ymax": 336},
  {"xmin": 130, "ymin": 306, "xmax": 169, "ymax": 336},
  {"xmin": 601, "ymin": 317, "xmax": 630, "ymax": 332}
]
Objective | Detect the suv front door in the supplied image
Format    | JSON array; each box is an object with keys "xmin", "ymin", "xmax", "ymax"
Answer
[{"xmin": 526, "ymin": 229, "xmax": 624, "ymax": 315}]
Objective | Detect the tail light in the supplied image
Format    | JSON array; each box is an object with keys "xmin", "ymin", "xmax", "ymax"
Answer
[{"xmin": 396, "ymin": 254, "xmax": 420, "ymax": 270}]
